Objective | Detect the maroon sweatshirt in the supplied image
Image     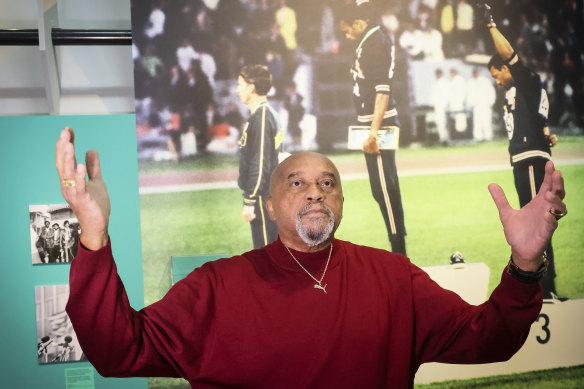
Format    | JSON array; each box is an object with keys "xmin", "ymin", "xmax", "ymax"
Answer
[{"xmin": 66, "ymin": 238, "xmax": 542, "ymax": 388}]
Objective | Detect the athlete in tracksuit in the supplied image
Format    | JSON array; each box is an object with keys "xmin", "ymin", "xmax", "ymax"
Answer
[
  {"xmin": 486, "ymin": 9, "xmax": 558, "ymax": 298},
  {"xmin": 237, "ymin": 65, "xmax": 284, "ymax": 249},
  {"xmin": 341, "ymin": 4, "xmax": 407, "ymax": 255}
]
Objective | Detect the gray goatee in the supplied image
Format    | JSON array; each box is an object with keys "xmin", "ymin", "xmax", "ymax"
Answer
[{"xmin": 295, "ymin": 203, "xmax": 335, "ymax": 247}]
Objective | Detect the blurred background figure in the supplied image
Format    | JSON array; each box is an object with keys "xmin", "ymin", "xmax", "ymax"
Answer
[
  {"xmin": 467, "ymin": 68, "xmax": 496, "ymax": 142},
  {"xmin": 448, "ymin": 68, "xmax": 467, "ymax": 135},
  {"xmin": 284, "ymin": 81, "xmax": 305, "ymax": 150},
  {"xmin": 431, "ymin": 68, "xmax": 450, "ymax": 144}
]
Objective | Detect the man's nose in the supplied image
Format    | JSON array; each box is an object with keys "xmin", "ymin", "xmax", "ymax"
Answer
[{"xmin": 306, "ymin": 183, "xmax": 324, "ymax": 202}]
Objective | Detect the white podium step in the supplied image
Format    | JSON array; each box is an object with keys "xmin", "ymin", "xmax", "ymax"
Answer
[{"xmin": 415, "ymin": 295, "xmax": 584, "ymax": 383}]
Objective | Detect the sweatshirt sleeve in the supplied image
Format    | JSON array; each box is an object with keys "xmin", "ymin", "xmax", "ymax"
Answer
[
  {"xmin": 66, "ymin": 241, "xmax": 215, "ymax": 379},
  {"xmin": 412, "ymin": 262, "xmax": 542, "ymax": 365}
]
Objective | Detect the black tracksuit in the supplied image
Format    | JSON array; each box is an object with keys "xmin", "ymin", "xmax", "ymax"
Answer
[
  {"xmin": 238, "ymin": 99, "xmax": 283, "ymax": 249},
  {"xmin": 350, "ymin": 25, "xmax": 406, "ymax": 255},
  {"xmin": 503, "ymin": 59, "xmax": 556, "ymax": 298}
]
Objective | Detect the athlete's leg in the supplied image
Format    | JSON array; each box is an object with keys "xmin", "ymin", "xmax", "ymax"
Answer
[
  {"xmin": 514, "ymin": 160, "xmax": 556, "ymax": 298},
  {"xmin": 250, "ymin": 195, "xmax": 278, "ymax": 249},
  {"xmin": 364, "ymin": 151, "xmax": 407, "ymax": 255}
]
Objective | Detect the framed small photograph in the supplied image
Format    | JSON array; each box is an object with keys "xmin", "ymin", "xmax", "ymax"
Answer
[
  {"xmin": 347, "ymin": 126, "xmax": 400, "ymax": 150},
  {"xmin": 35, "ymin": 285, "xmax": 85, "ymax": 364},
  {"xmin": 29, "ymin": 204, "xmax": 80, "ymax": 265}
]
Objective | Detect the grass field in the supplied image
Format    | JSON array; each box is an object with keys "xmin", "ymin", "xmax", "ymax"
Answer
[
  {"xmin": 148, "ymin": 365, "xmax": 584, "ymax": 388},
  {"xmin": 138, "ymin": 136, "xmax": 584, "ymax": 175},
  {"xmin": 138, "ymin": 137, "xmax": 584, "ymax": 388},
  {"xmin": 139, "ymin": 164, "xmax": 584, "ymax": 304}
]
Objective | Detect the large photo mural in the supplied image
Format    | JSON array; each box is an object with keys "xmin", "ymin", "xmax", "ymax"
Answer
[{"xmin": 129, "ymin": 1, "xmax": 583, "ymax": 386}]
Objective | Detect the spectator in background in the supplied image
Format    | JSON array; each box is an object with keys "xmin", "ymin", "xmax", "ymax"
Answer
[
  {"xmin": 448, "ymin": 68, "xmax": 467, "ymax": 115},
  {"xmin": 276, "ymin": 0, "xmax": 297, "ymax": 53},
  {"xmin": 193, "ymin": 4, "xmax": 214, "ymax": 48},
  {"xmin": 199, "ymin": 46, "xmax": 217, "ymax": 89},
  {"xmin": 455, "ymin": 0, "xmax": 474, "ymax": 54},
  {"xmin": 399, "ymin": 20, "xmax": 424, "ymax": 59},
  {"xmin": 185, "ymin": 63, "xmax": 213, "ymax": 153},
  {"xmin": 265, "ymin": 22, "xmax": 287, "ymax": 96},
  {"xmin": 144, "ymin": 1, "xmax": 165, "ymax": 40},
  {"xmin": 165, "ymin": 66, "xmax": 187, "ymax": 161},
  {"xmin": 251, "ymin": 0, "xmax": 276, "ymax": 33},
  {"xmin": 440, "ymin": 0, "xmax": 455, "ymax": 56},
  {"xmin": 213, "ymin": 34, "xmax": 239, "ymax": 80},
  {"xmin": 318, "ymin": 0, "xmax": 338, "ymax": 54},
  {"xmin": 176, "ymin": 39, "xmax": 200, "ymax": 73},
  {"xmin": 467, "ymin": 68, "xmax": 496, "ymax": 142},
  {"xmin": 284, "ymin": 81, "xmax": 305, "ymax": 150},
  {"xmin": 275, "ymin": 0, "xmax": 299, "ymax": 86},
  {"xmin": 418, "ymin": 20, "xmax": 444, "ymax": 61},
  {"xmin": 139, "ymin": 43, "xmax": 165, "ymax": 107},
  {"xmin": 431, "ymin": 68, "xmax": 450, "ymax": 144},
  {"xmin": 448, "ymin": 68, "xmax": 468, "ymax": 137}
]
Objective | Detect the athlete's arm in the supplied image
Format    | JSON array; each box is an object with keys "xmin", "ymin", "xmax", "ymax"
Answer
[
  {"xmin": 363, "ymin": 93, "xmax": 389, "ymax": 154},
  {"xmin": 481, "ymin": 3, "xmax": 517, "ymax": 65},
  {"xmin": 488, "ymin": 26, "xmax": 517, "ymax": 65}
]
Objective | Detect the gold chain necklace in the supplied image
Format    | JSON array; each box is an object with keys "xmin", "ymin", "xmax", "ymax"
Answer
[{"xmin": 285, "ymin": 243, "xmax": 333, "ymax": 294}]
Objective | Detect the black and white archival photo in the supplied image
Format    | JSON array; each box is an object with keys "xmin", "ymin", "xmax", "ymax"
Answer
[
  {"xmin": 29, "ymin": 204, "xmax": 80, "ymax": 265},
  {"xmin": 35, "ymin": 285, "xmax": 84, "ymax": 364}
]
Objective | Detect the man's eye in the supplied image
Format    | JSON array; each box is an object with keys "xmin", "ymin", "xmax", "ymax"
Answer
[
  {"xmin": 292, "ymin": 181, "xmax": 301, "ymax": 187},
  {"xmin": 322, "ymin": 180, "xmax": 332, "ymax": 187}
]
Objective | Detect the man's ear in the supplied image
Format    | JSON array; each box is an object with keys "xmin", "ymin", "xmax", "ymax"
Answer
[{"xmin": 266, "ymin": 197, "xmax": 276, "ymax": 221}]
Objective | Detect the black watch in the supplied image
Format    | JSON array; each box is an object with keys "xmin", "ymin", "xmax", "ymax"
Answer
[{"xmin": 507, "ymin": 253, "xmax": 548, "ymax": 284}]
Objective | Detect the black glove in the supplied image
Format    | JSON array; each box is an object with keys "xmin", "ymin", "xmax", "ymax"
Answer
[{"xmin": 476, "ymin": 3, "xmax": 495, "ymax": 27}]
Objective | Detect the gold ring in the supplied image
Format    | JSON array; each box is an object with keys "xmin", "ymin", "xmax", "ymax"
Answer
[
  {"xmin": 63, "ymin": 179, "xmax": 76, "ymax": 188},
  {"xmin": 549, "ymin": 208, "xmax": 567, "ymax": 220}
]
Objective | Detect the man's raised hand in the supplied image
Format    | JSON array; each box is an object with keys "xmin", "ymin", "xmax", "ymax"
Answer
[
  {"xmin": 55, "ymin": 127, "xmax": 110, "ymax": 250},
  {"xmin": 489, "ymin": 161, "xmax": 566, "ymax": 272}
]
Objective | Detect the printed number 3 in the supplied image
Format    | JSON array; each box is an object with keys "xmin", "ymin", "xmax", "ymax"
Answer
[{"xmin": 536, "ymin": 313, "xmax": 550, "ymax": 344}]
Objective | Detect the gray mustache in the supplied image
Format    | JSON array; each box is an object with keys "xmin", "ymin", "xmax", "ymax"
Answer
[{"xmin": 298, "ymin": 203, "xmax": 333, "ymax": 217}]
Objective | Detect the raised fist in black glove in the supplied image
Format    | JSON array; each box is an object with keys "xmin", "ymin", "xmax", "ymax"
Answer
[{"xmin": 477, "ymin": 3, "xmax": 495, "ymax": 27}]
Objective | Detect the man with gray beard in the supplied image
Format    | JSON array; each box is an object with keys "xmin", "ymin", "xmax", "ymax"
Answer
[
  {"xmin": 57, "ymin": 127, "xmax": 567, "ymax": 388},
  {"xmin": 295, "ymin": 202, "xmax": 335, "ymax": 247}
]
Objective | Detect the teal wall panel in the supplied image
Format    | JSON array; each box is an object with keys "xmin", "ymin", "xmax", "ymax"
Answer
[{"xmin": 0, "ymin": 115, "xmax": 147, "ymax": 389}]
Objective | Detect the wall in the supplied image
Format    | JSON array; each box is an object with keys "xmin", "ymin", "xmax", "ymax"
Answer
[
  {"xmin": 0, "ymin": 114, "xmax": 147, "ymax": 388},
  {"xmin": 0, "ymin": 0, "xmax": 134, "ymax": 115}
]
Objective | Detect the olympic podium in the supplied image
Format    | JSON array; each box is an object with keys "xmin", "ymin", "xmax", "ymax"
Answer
[
  {"xmin": 422, "ymin": 262, "xmax": 490, "ymax": 305},
  {"xmin": 417, "ymin": 262, "xmax": 584, "ymax": 383}
]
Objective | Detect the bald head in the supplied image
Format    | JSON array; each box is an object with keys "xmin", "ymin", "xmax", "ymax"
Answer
[{"xmin": 269, "ymin": 151, "xmax": 342, "ymax": 196}]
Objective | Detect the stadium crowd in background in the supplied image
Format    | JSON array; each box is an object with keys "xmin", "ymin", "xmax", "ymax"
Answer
[{"xmin": 131, "ymin": 0, "xmax": 583, "ymax": 158}]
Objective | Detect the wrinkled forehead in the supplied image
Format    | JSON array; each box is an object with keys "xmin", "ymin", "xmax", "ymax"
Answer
[{"xmin": 270, "ymin": 152, "xmax": 341, "ymax": 192}]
